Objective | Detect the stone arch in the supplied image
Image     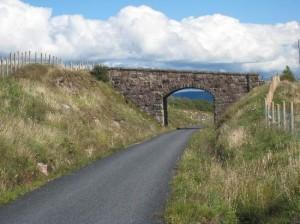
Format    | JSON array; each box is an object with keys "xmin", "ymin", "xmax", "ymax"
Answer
[
  {"xmin": 162, "ymin": 86, "xmax": 216, "ymax": 126},
  {"xmin": 107, "ymin": 68, "xmax": 260, "ymax": 126}
]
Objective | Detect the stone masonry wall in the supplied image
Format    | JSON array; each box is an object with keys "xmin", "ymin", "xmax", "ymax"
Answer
[{"xmin": 108, "ymin": 68, "xmax": 260, "ymax": 126}]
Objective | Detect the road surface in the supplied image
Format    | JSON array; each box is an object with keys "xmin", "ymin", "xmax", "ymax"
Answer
[{"xmin": 0, "ymin": 129, "xmax": 197, "ymax": 224}]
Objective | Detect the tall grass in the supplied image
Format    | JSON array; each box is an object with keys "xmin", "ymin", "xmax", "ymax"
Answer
[
  {"xmin": 165, "ymin": 83, "xmax": 300, "ymax": 223},
  {"xmin": 0, "ymin": 65, "xmax": 164, "ymax": 204}
]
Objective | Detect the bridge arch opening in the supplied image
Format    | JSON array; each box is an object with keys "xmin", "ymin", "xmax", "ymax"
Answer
[{"xmin": 163, "ymin": 88, "xmax": 215, "ymax": 127}]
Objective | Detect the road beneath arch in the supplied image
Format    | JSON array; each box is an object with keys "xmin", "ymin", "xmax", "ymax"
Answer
[{"xmin": 0, "ymin": 128, "xmax": 198, "ymax": 224}]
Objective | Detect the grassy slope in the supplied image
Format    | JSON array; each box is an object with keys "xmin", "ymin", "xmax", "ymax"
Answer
[
  {"xmin": 165, "ymin": 82, "xmax": 300, "ymax": 223},
  {"xmin": 168, "ymin": 97, "xmax": 213, "ymax": 128},
  {"xmin": 0, "ymin": 65, "xmax": 165, "ymax": 204}
]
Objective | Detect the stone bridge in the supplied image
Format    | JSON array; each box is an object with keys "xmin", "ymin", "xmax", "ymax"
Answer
[{"xmin": 107, "ymin": 68, "xmax": 260, "ymax": 126}]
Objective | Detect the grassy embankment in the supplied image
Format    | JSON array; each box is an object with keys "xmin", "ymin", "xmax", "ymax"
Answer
[
  {"xmin": 0, "ymin": 64, "xmax": 167, "ymax": 204},
  {"xmin": 165, "ymin": 81, "xmax": 300, "ymax": 223},
  {"xmin": 0, "ymin": 64, "xmax": 212, "ymax": 204},
  {"xmin": 168, "ymin": 97, "xmax": 213, "ymax": 128}
]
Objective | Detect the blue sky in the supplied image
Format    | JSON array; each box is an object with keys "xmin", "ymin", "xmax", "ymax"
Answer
[
  {"xmin": 24, "ymin": 0, "xmax": 300, "ymax": 24},
  {"xmin": 1, "ymin": 0, "xmax": 299, "ymax": 78}
]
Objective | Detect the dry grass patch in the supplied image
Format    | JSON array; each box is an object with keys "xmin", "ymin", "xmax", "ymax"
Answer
[{"xmin": 228, "ymin": 127, "xmax": 247, "ymax": 148}]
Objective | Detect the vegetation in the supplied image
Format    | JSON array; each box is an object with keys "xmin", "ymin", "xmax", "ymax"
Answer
[
  {"xmin": 0, "ymin": 64, "xmax": 165, "ymax": 204},
  {"xmin": 280, "ymin": 65, "xmax": 296, "ymax": 82},
  {"xmin": 165, "ymin": 83, "xmax": 300, "ymax": 223},
  {"xmin": 169, "ymin": 97, "xmax": 213, "ymax": 112},
  {"xmin": 0, "ymin": 65, "xmax": 215, "ymax": 204},
  {"xmin": 168, "ymin": 97, "xmax": 213, "ymax": 128},
  {"xmin": 90, "ymin": 65, "xmax": 109, "ymax": 82}
]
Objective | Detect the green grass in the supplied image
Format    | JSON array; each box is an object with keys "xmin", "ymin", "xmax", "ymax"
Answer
[
  {"xmin": 168, "ymin": 97, "xmax": 213, "ymax": 128},
  {"xmin": 165, "ymin": 83, "xmax": 300, "ymax": 223},
  {"xmin": 169, "ymin": 97, "xmax": 213, "ymax": 112},
  {"xmin": 0, "ymin": 65, "xmax": 215, "ymax": 204},
  {"xmin": 0, "ymin": 65, "xmax": 166, "ymax": 204}
]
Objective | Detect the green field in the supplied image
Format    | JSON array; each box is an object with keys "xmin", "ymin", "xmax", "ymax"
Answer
[
  {"xmin": 167, "ymin": 97, "xmax": 213, "ymax": 128},
  {"xmin": 168, "ymin": 96, "xmax": 213, "ymax": 112}
]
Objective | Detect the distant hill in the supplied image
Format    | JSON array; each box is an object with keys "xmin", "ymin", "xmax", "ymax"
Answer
[{"xmin": 172, "ymin": 90, "xmax": 214, "ymax": 102}]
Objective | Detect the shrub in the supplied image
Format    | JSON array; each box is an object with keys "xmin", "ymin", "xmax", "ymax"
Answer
[
  {"xmin": 90, "ymin": 65, "xmax": 109, "ymax": 82},
  {"xmin": 280, "ymin": 66, "xmax": 296, "ymax": 82}
]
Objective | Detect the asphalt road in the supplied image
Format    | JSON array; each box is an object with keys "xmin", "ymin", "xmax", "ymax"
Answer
[{"xmin": 0, "ymin": 129, "xmax": 197, "ymax": 224}]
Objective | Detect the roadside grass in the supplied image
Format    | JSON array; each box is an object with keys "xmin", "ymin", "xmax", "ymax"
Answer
[
  {"xmin": 0, "ymin": 65, "xmax": 165, "ymax": 204},
  {"xmin": 165, "ymin": 83, "xmax": 300, "ymax": 223}
]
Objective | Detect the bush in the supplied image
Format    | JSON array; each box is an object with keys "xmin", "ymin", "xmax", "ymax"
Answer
[
  {"xmin": 280, "ymin": 66, "xmax": 296, "ymax": 82},
  {"xmin": 91, "ymin": 65, "xmax": 109, "ymax": 82}
]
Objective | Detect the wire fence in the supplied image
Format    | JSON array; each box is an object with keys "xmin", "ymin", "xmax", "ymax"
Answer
[
  {"xmin": 264, "ymin": 74, "xmax": 300, "ymax": 135},
  {"xmin": 0, "ymin": 51, "xmax": 97, "ymax": 77},
  {"xmin": 264, "ymin": 100, "xmax": 300, "ymax": 135},
  {"xmin": 265, "ymin": 75, "xmax": 300, "ymax": 135}
]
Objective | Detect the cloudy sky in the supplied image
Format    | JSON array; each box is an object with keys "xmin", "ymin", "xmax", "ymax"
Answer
[{"xmin": 1, "ymin": 0, "xmax": 300, "ymax": 78}]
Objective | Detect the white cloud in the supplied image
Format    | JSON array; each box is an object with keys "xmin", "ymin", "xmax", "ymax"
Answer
[{"xmin": 0, "ymin": 0, "xmax": 299, "ymax": 76}]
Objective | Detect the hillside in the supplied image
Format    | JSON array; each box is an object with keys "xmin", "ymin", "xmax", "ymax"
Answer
[
  {"xmin": 168, "ymin": 97, "xmax": 213, "ymax": 128},
  {"xmin": 0, "ymin": 65, "xmax": 165, "ymax": 204},
  {"xmin": 165, "ymin": 82, "xmax": 300, "ymax": 223}
]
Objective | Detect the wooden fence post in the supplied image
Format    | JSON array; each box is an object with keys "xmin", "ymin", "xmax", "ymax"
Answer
[
  {"xmin": 21, "ymin": 52, "xmax": 23, "ymax": 66},
  {"xmin": 35, "ymin": 52, "xmax": 37, "ymax": 64},
  {"xmin": 283, "ymin": 101, "xmax": 286, "ymax": 130},
  {"xmin": 24, "ymin": 51, "xmax": 27, "ymax": 65},
  {"xmin": 13, "ymin": 53, "xmax": 16, "ymax": 73},
  {"xmin": 6, "ymin": 58, "xmax": 9, "ymax": 76},
  {"xmin": 17, "ymin": 51, "xmax": 20, "ymax": 69},
  {"xmin": 272, "ymin": 102, "xmax": 275, "ymax": 124},
  {"xmin": 29, "ymin": 51, "xmax": 31, "ymax": 64},
  {"xmin": 277, "ymin": 104, "xmax": 280, "ymax": 128},
  {"xmin": 9, "ymin": 53, "xmax": 12, "ymax": 75},
  {"xmin": 0, "ymin": 57, "xmax": 3, "ymax": 77},
  {"xmin": 290, "ymin": 102, "xmax": 294, "ymax": 133}
]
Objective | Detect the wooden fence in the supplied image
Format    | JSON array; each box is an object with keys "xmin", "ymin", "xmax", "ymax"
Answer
[
  {"xmin": 0, "ymin": 51, "xmax": 63, "ymax": 77},
  {"xmin": 0, "ymin": 51, "xmax": 97, "ymax": 77},
  {"xmin": 265, "ymin": 100, "xmax": 297, "ymax": 133},
  {"xmin": 264, "ymin": 75, "xmax": 298, "ymax": 134}
]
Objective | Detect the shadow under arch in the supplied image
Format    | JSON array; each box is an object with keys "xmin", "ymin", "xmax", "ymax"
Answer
[{"xmin": 162, "ymin": 87, "xmax": 215, "ymax": 127}]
